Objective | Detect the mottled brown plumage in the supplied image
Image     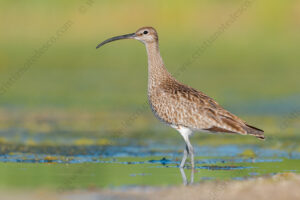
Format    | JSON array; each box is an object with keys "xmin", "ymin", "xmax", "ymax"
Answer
[
  {"xmin": 143, "ymin": 27, "xmax": 264, "ymax": 140},
  {"xmin": 97, "ymin": 26, "xmax": 264, "ymax": 168},
  {"xmin": 149, "ymin": 77, "xmax": 264, "ymax": 139}
]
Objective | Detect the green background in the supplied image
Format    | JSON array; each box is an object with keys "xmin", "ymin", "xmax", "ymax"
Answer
[{"xmin": 0, "ymin": 0, "xmax": 299, "ymax": 189}]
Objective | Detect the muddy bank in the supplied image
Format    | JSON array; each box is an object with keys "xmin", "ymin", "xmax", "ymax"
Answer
[{"xmin": 0, "ymin": 173, "xmax": 299, "ymax": 200}]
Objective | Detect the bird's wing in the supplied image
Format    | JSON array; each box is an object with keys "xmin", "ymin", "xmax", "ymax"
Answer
[{"xmin": 155, "ymin": 80, "xmax": 264, "ymax": 139}]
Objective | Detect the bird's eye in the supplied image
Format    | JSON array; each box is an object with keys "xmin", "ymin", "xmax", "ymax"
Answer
[{"xmin": 143, "ymin": 31, "xmax": 148, "ymax": 34}]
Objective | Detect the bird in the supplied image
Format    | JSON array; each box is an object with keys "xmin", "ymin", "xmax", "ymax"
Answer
[{"xmin": 96, "ymin": 27, "xmax": 264, "ymax": 169}]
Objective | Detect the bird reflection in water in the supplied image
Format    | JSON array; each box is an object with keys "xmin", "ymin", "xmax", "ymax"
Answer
[{"xmin": 180, "ymin": 168, "xmax": 194, "ymax": 185}]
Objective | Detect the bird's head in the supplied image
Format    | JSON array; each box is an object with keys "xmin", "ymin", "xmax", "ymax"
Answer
[{"xmin": 96, "ymin": 27, "xmax": 158, "ymax": 49}]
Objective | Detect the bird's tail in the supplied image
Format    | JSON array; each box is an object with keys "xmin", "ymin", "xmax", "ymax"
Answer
[{"xmin": 244, "ymin": 124, "xmax": 265, "ymax": 140}]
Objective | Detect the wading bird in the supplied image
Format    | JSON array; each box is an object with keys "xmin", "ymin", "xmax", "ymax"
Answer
[{"xmin": 96, "ymin": 27, "xmax": 264, "ymax": 168}]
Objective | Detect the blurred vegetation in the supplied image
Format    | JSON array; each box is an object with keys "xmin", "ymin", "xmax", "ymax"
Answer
[
  {"xmin": 0, "ymin": 1, "xmax": 299, "ymax": 145},
  {"xmin": 0, "ymin": 0, "xmax": 299, "ymax": 191},
  {"xmin": 0, "ymin": 0, "xmax": 299, "ymax": 108}
]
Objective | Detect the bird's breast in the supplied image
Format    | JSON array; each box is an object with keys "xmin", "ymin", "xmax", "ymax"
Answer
[{"xmin": 147, "ymin": 89, "xmax": 174, "ymax": 126}]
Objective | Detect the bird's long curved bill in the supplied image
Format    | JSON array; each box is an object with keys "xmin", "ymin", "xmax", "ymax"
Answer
[{"xmin": 96, "ymin": 33, "xmax": 135, "ymax": 49}]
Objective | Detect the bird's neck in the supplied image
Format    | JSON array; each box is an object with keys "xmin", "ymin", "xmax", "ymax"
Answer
[{"xmin": 145, "ymin": 42, "xmax": 171, "ymax": 90}]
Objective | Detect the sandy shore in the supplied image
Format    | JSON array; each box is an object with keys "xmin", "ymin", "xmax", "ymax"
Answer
[{"xmin": 2, "ymin": 173, "xmax": 300, "ymax": 200}]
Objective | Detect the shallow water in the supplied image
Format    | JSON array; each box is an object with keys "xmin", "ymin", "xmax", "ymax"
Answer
[{"xmin": 0, "ymin": 144, "xmax": 299, "ymax": 189}]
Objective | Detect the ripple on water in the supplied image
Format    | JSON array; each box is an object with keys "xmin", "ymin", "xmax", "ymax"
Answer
[
  {"xmin": 0, "ymin": 145, "xmax": 298, "ymax": 166},
  {"xmin": 0, "ymin": 144, "xmax": 299, "ymax": 187}
]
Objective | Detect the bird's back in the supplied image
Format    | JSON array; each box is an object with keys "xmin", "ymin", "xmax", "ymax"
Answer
[{"xmin": 148, "ymin": 76, "xmax": 264, "ymax": 139}]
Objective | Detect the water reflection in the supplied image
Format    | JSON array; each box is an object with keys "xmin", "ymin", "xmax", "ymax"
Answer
[{"xmin": 180, "ymin": 168, "xmax": 194, "ymax": 185}]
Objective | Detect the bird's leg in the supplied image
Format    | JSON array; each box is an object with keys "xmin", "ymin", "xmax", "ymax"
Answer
[
  {"xmin": 190, "ymin": 167, "xmax": 194, "ymax": 184},
  {"xmin": 185, "ymin": 137, "xmax": 195, "ymax": 169},
  {"xmin": 180, "ymin": 144, "xmax": 189, "ymax": 168},
  {"xmin": 177, "ymin": 126, "xmax": 194, "ymax": 168},
  {"xmin": 189, "ymin": 145, "xmax": 194, "ymax": 169},
  {"xmin": 179, "ymin": 168, "xmax": 188, "ymax": 185}
]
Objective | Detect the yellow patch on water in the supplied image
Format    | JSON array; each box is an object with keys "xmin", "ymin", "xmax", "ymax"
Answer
[
  {"xmin": 74, "ymin": 138, "xmax": 94, "ymax": 146},
  {"xmin": 44, "ymin": 156, "xmax": 57, "ymax": 162},
  {"xmin": 96, "ymin": 139, "xmax": 112, "ymax": 146},
  {"xmin": 239, "ymin": 149, "xmax": 256, "ymax": 158}
]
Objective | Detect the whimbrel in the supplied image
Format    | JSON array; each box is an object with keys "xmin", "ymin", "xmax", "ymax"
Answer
[{"xmin": 96, "ymin": 27, "xmax": 264, "ymax": 168}]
